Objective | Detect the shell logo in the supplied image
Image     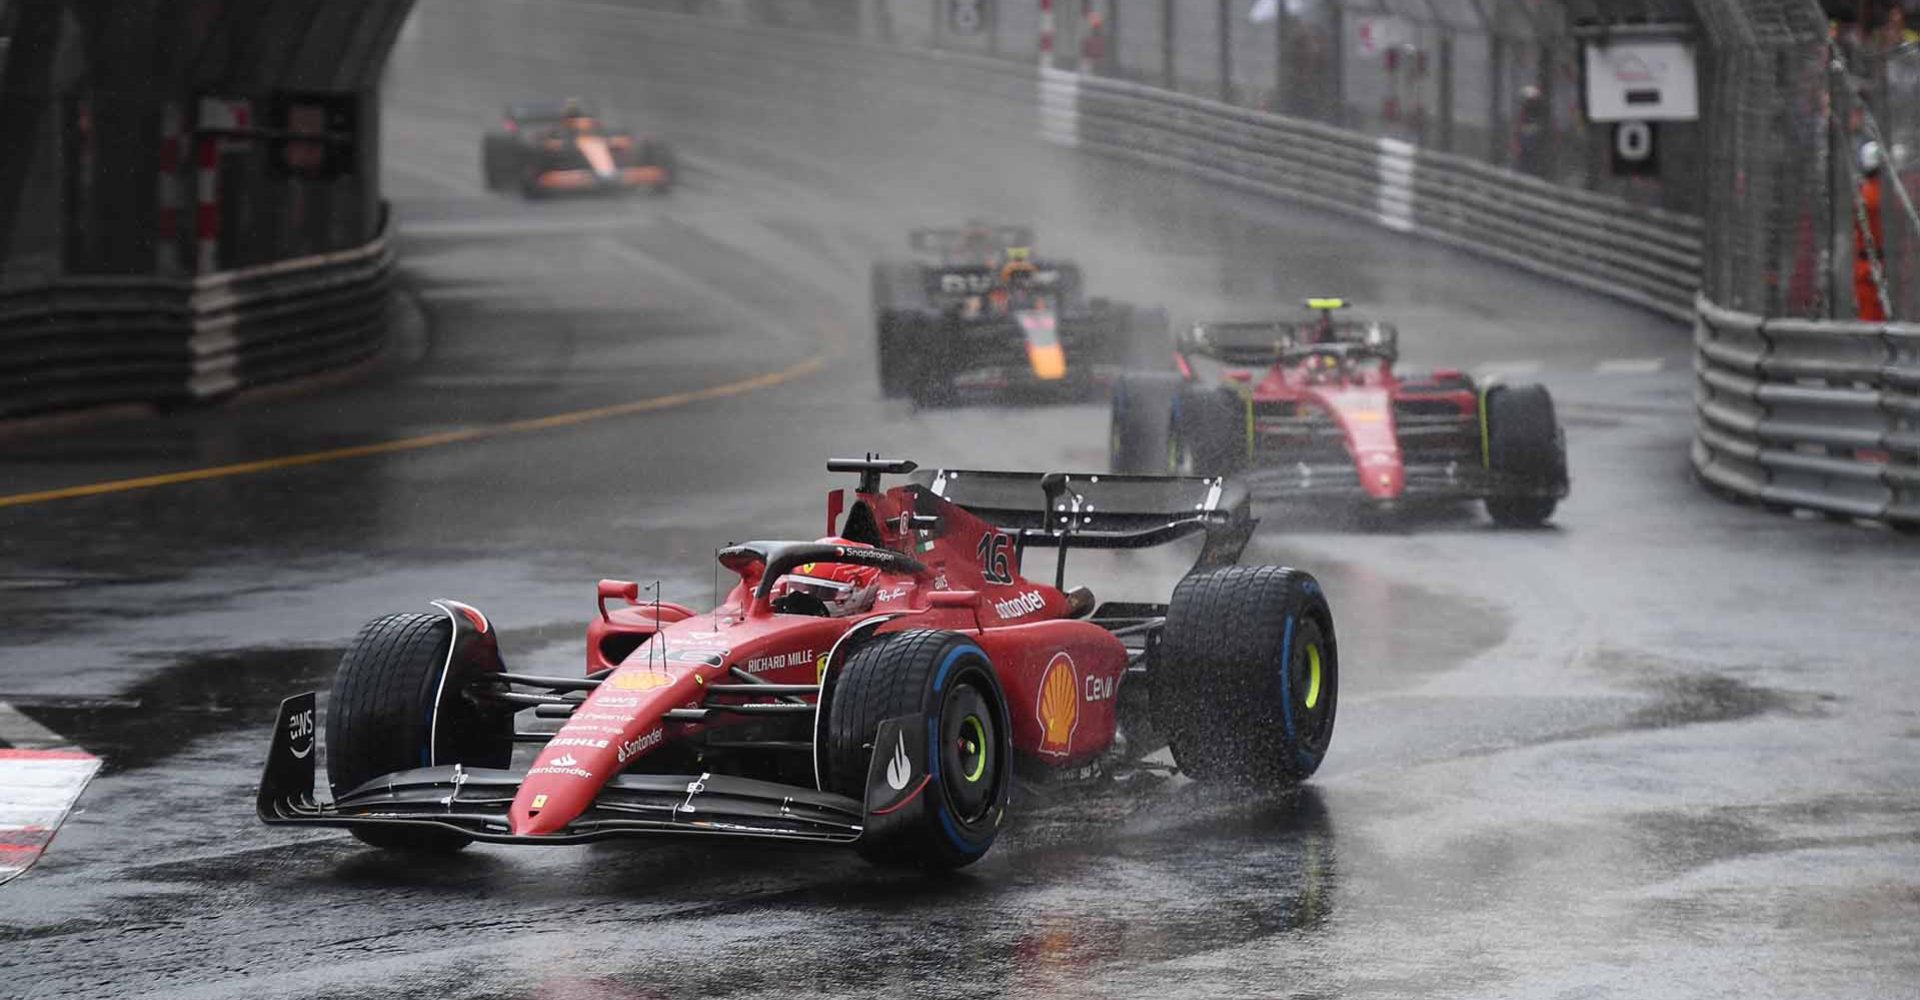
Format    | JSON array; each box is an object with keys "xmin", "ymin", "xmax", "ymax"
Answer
[
  {"xmin": 1036, "ymin": 652, "xmax": 1080, "ymax": 757},
  {"xmin": 609, "ymin": 671, "xmax": 673, "ymax": 691}
]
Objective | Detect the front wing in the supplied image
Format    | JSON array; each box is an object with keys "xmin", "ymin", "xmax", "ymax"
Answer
[
  {"xmin": 257, "ymin": 693, "xmax": 873, "ymax": 845},
  {"xmin": 1240, "ymin": 460, "xmax": 1567, "ymax": 501}
]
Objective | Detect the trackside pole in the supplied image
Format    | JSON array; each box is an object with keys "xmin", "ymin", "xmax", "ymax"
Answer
[
  {"xmin": 1040, "ymin": 0, "xmax": 1054, "ymax": 68},
  {"xmin": 156, "ymin": 103, "xmax": 181, "ymax": 274}
]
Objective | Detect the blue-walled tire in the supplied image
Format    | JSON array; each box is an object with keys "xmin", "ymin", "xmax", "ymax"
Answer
[{"xmin": 824, "ymin": 630, "xmax": 1012, "ymax": 869}]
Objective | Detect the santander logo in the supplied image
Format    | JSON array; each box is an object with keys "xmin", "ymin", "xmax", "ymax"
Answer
[{"xmin": 993, "ymin": 589, "xmax": 1046, "ymax": 620}]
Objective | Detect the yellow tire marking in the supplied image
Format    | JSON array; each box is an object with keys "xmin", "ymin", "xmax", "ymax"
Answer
[{"xmin": 0, "ymin": 355, "xmax": 826, "ymax": 510}]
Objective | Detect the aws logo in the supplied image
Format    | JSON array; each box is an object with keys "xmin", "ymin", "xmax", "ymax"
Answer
[{"xmin": 1035, "ymin": 652, "xmax": 1079, "ymax": 757}]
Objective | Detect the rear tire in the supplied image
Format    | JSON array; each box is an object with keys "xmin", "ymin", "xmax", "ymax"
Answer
[
  {"xmin": 1153, "ymin": 566, "xmax": 1337, "ymax": 785},
  {"xmin": 824, "ymin": 630, "xmax": 1012, "ymax": 870},
  {"xmin": 1483, "ymin": 383, "xmax": 1567, "ymax": 527},
  {"xmin": 1110, "ymin": 373, "xmax": 1182, "ymax": 473},
  {"xmin": 1173, "ymin": 386, "xmax": 1246, "ymax": 476},
  {"xmin": 326, "ymin": 611, "xmax": 513, "ymax": 853}
]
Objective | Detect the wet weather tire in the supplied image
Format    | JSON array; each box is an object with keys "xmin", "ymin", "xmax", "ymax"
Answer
[
  {"xmin": 481, "ymin": 135, "xmax": 515, "ymax": 191},
  {"xmin": 1483, "ymin": 383, "xmax": 1567, "ymax": 527},
  {"xmin": 326, "ymin": 611, "xmax": 512, "ymax": 853},
  {"xmin": 1154, "ymin": 566, "xmax": 1337, "ymax": 785},
  {"xmin": 824, "ymin": 630, "xmax": 1012, "ymax": 869},
  {"xmin": 1173, "ymin": 386, "xmax": 1246, "ymax": 476},
  {"xmin": 1110, "ymin": 373, "xmax": 1182, "ymax": 473},
  {"xmin": 876, "ymin": 312, "xmax": 915, "ymax": 398}
]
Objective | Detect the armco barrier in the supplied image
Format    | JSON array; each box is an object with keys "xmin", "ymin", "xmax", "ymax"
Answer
[
  {"xmin": 1062, "ymin": 72, "xmax": 1702, "ymax": 322},
  {"xmin": 1692, "ymin": 294, "xmax": 1920, "ymax": 527},
  {"xmin": 0, "ymin": 223, "xmax": 392, "ymax": 420},
  {"xmin": 585, "ymin": 8, "xmax": 1704, "ymax": 321}
]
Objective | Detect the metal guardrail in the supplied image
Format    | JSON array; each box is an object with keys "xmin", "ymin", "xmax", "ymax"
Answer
[
  {"xmin": 0, "ymin": 224, "xmax": 392, "ymax": 420},
  {"xmin": 186, "ymin": 228, "xmax": 394, "ymax": 400},
  {"xmin": 1059, "ymin": 72, "xmax": 1703, "ymax": 322},
  {"xmin": 1692, "ymin": 294, "xmax": 1920, "ymax": 527}
]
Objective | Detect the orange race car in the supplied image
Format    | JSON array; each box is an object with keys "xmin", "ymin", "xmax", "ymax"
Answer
[{"xmin": 481, "ymin": 98, "xmax": 673, "ymax": 198}]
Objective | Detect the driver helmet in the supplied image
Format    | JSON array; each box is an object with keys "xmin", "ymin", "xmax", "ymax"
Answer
[
  {"xmin": 770, "ymin": 538, "xmax": 882, "ymax": 618},
  {"xmin": 1000, "ymin": 246, "xmax": 1038, "ymax": 286}
]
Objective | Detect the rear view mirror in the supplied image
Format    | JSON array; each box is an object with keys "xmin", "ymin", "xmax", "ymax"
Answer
[{"xmin": 597, "ymin": 579, "xmax": 640, "ymax": 620}]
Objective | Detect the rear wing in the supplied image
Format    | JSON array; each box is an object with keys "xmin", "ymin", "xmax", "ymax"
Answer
[
  {"xmin": 910, "ymin": 469, "xmax": 1255, "ymax": 584},
  {"xmin": 920, "ymin": 262, "xmax": 1082, "ymax": 303},
  {"xmin": 1182, "ymin": 321, "xmax": 1299, "ymax": 365},
  {"xmin": 1183, "ymin": 318, "xmax": 1399, "ymax": 365},
  {"xmin": 910, "ymin": 224, "xmax": 1035, "ymax": 256}
]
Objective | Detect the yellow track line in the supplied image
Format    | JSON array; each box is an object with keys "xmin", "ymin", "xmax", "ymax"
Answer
[{"xmin": 0, "ymin": 355, "xmax": 827, "ymax": 510}]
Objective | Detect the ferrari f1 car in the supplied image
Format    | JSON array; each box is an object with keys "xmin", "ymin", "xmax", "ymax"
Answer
[
  {"xmin": 258, "ymin": 457, "xmax": 1337, "ymax": 870},
  {"xmin": 481, "ymin": 99, "xmax": 673, "ymax": 198},
  {"xmin": 1110, "ymin": 299, "xmax": 1569, "ymax": 526},
  {"xmin": 871, "ymin": 225, "xmax": 1166, "ymax": 405}
]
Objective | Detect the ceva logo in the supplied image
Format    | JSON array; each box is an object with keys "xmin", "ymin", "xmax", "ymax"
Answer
[{"xmin": 993, "ymin": 589, "xmax": 1046, "ymax": 620}]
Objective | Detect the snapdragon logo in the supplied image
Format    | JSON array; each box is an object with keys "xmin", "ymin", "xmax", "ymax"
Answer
[{"xmin": 993, "ymin": 589, "xmax": 1046, "ymax": 620}]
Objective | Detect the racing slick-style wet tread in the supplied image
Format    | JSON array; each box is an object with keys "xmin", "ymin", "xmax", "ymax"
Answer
[
  {"xmin": 1176, "ymin": 386, "xmax": 1247, "ymax": 476},
  {"xmin": 1484, "ymin": 383, "xmax": 1566, "ymax": 527},
  {"xmin": 325, "ymin": 612, "xmax": 474, "ymax": 853},
  {"xmin": 825, "ymin": 629, "xmax": 1009, "ymax": 869},
  {"xmin": 1110, "ymin": 373, "xmax": 1181, "ymax": 474},
  {"xmin": 1154, "ymin": 565, "xmax": 1337, "ymax": 785}
]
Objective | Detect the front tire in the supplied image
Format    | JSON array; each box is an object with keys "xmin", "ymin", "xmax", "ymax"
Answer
[
  {"xmin": 1153, "ymin": 566, "xmax": 1337, "ymax": 785},
  {"xmin": 1483, "ymin": 383, "xmax": 1567, "ymax": 527},
  {"xmin": 326, "ymin": 611, "xmax": 512, "ymax": 853},
  {"xmin": 480, "ymin": 135, "xmax": 515, "ymax": 191},
  {"xmin": 824, "ymin": 630, "xmax": 1012, "ymax": 869}
]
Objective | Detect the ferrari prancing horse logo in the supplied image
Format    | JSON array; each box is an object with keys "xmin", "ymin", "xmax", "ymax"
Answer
[{"xmin": 1036, "ymin": 652, "xmax": 1079, "ymax": 757}]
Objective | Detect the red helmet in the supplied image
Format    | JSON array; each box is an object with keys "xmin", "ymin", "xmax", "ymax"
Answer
[{"xmin": 770, "ymin": 538, "xmax": 883, "ymax": 618}]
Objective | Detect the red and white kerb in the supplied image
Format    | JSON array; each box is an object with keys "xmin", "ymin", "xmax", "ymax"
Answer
[{"xmin": 0, "ymin": 749, "xmax": 100, "ymax": 885}]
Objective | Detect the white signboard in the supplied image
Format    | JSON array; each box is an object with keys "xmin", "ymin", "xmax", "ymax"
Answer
[{"xmin": 1584, "ymin": 39, "xmax": 1699, "ymax": 122}]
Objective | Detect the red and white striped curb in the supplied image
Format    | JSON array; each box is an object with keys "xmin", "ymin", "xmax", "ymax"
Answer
[{"xmin": 0, "ymin": 702, "xmax": 99, "ymax": 885}]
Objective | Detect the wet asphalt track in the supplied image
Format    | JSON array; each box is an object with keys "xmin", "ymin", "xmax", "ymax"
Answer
[{"xmin": 2, "ymin": 2, "xmax": 1918, "ymax": 998}]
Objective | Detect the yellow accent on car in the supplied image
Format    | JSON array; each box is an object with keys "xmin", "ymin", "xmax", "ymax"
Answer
[
  {"xmin": 1304, "ymin": 644, "xmax": 1323, "ymax": 710},
  {"xmin": 1306, "ymin": 297, "xmax": 1348, "ymax": 310}
]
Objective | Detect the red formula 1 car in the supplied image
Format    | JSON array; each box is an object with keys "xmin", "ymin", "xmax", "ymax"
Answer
[
  {"xmin": 1110, "ymin": 299, "xmax": 1569, "ymax": 526},
  {"xmin": 480, "ymin": 99, "xmax": 673, "ymax": 198},
  {"xmin": 258, "ymin": 458, "xmax": 1337, "ymax": 869}
]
